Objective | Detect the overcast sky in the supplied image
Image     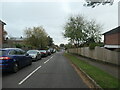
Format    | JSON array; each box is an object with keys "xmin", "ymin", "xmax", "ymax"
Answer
[{"xmin": 0, "ymin": 0, "xmax": 118, "ymax": 45}]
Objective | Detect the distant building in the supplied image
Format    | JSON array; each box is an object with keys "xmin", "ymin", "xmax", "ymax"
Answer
[
  {"xmin": 0, "ymin": 20, "xmax": 6, "ymax": 48},
  {"xmin": 103, "ymin": 26, "xmax": 120, "ymax": 51},
  {"xmin": 4, "ymin": 37, "xmax": 25, "ymax": 48}
]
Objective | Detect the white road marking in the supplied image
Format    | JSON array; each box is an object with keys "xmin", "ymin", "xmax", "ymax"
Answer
[
  {"xmin": 44, "ymin": 59, "xmax": 50, "ymax": 64},
  {"xmin": 18, "ymin": 55, "xmax": 54, "ymax": 85},
  {"xmin": 18, "ymin": 66, "xmax": 42, "ymax": 85},
  {"xmin": 50, "ymin": 56, "xmax": 53, "ymax": 59},
  {"xmin": 44, "ymin": 56, "xmax": 53, "ymax": 64}
]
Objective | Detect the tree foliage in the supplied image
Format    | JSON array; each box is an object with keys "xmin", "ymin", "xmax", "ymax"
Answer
[
  {"xmin": 60, "ymin": 44, "xmax": 65, "ymax": 47},
  {"xmin": 63, "ymin": 15, "xmax": 102, "ymax": 47},
  {"xmin": 85, "ymin": 20, "xmax": 102, "ymax": 43},
  {"xmin": 14, "ymin": 43, "xmax": 23, "ymax": 48},
  {"xmin": 64, "ymin": 15, "xmax": 87, "ymax": 47},
  {"xmin": 47, "ymin": 36, "xmax": 54, "ymax": 47},
  {"xmin": 24, "ymin": 26, "xmax": 48, "ymax": 49},
  {"xmin": 84, "ymin": 0, "xmax": 114, "ymax": 8},
  {"xmin": 64, "ymin": 43, "xmax": 74, "ymax": 50}
]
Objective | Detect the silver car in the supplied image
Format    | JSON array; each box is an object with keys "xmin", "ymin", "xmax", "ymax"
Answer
[{"xmin": 27, "ymin": 50, "xmax": 41, "ymax": 61}]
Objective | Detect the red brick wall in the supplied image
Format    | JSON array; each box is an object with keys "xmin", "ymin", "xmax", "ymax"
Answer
[
  {"xmin": 0, "ymin": 24, "xmax": 3, "ymax": 47},
  {"xmin": 104, "ymin": 33, "xmax": 120, "ymax": 45}
]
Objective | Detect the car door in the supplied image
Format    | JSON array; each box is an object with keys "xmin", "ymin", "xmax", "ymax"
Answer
[
  {"xmin": 20, "ymin": 50, "xmax": 30, "ymax": 65},
  {"xmin": 17, "ymin": 49, "xmax": 29, "ymax": 67},
  {"xmin": 8, "ymin": 49, "xmax": 24, "ymax": 68},
  {"xmin": 13, "ymin": 49, "xmax": 26, "ymax": 67}
]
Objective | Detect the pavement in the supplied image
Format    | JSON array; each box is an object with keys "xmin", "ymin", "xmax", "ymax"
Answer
[
  {"xmin": 75, "ymin": 54, "xmax": 120, "ymax": 79},
  {"xmin": 2, "ymin": 52, "xmax": 88, "ymax": 88}
]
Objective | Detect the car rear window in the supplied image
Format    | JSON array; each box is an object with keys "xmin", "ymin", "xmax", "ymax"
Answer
[
  {"xmin": 40, "ymin": 50, "xmax": 46, "ymax": 52},
  {"xmin": 0, "ymin": 50, "xmax": 7, "ymax": 56}
]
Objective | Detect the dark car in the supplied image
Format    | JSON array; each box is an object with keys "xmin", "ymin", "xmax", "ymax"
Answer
[
  {"xmin": 0, "ymin": 48, "xmax": 32, "ymax": 73},
  {"xmin": 39, "ymin": 50, "xmax": 48, "ymax": 57},
  {"xmin": 27, "ymin": 50, "xmax": 41, "ymax": 61}
]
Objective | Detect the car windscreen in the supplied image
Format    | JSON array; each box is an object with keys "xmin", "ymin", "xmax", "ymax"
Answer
[
  {"xmin": 27, "ymin": 50, "xmax": 37, "ymax": 54},
  {"xmin": 0, "ymin": 50, "xmax": 7, "ymax": 56}
]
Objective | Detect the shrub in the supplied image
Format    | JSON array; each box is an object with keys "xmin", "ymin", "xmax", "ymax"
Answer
[
  {"xmin": 15, "ymin": 44, "xmax": 22, "ymax": 48},
  {"xmin": 89, "ymin": 43, "xmax": 98, "ymax": 50}
]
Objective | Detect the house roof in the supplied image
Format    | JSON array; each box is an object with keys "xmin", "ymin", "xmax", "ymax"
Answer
[
  {"xmin": 0, "ymin": 20, "xmax": 6, "ymax": 25},
  {"xmin": 103, "ymin": 26, "xmax": 120, "ymax": 35}
]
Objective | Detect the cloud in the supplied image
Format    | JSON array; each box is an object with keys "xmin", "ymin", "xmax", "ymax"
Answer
[
  {"xmin": 1, "ymin": 1, "xmax": 118, "ymax": 45},
  {"xmin": 61, "ymin": 0, "xmax": 71, "ymax": 14}
]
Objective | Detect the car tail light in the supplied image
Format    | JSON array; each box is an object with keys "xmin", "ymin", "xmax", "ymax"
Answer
[{"xmin": 0, "ymin": 57, "xmax": 11, "ymax": 60}]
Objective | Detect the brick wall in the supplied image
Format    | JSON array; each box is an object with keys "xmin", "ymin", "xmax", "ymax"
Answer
[
  {"xmin": 104, "ymin": 32, "xmax": 120, "ymax": 45},
  {"xmin": 0, "ymin": 24, "xmax": 3, "ymax": 48}
]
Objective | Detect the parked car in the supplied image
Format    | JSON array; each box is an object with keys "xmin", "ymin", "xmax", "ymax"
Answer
[
  {"xmin": 47, "ymin": 49, "xmax": 51, "ymax": 55},
  {"xmin": 0, "ymin": 48, "xmax": 32, "ymax": 73},
  {"xmin": 53, "ymin": 49, "xmax": 56, "ymax": 53},
  {"xmin": 39, "ymin": 50, "xmax": 48, "ymax": 57},
  {"xmin": 49, "ymin": 48, "xmax": 54, "ymax": 54},
  {"xmin": 27, "ymin": 50, "xmax": 41, "ymax": 61},
  {"xmin": 49, "ymin": 48, "xmax": 56, "ymax": 54}
]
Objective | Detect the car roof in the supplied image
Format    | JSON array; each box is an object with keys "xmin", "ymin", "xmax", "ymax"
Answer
[
  {"xmin": 40, "ymin": 50, "xmax": 46, "ymax": 51},
  {"xmin": 27, "ymin": 50, "xmax": 39, "ymax": 51},
  {"xmin": 0, "ymin": 48, "xmax": 21, "ymax": 51}
]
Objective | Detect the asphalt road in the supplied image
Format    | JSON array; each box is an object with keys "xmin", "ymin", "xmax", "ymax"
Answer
[{"xmin": 2, "ymin": 51, "xmax": 88, "ymax": 88}]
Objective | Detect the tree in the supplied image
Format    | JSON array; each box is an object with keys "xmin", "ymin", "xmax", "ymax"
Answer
[
  {"xmin": 64, "ymin": 15, "xmax": 86, "ymax": 47},
  {"xmin": 24, "ymin": 26, "xmax": 48, "ymax": 49},
  {"xmin": 84, "ymin": 0, "xmax": 114, "ymax": 8},
  {"xmin": 64, "ymin": 43, "xmax": 73, "ymax": 50},
  {"xmin": 60, "ymin": 44, "xmax": 65, "ymax": 47},
  {"xmin": 63, "ymin": 15, "xmax": 102, "ymax": 47},
  {"xmin": 85, "ymin": 20, "xmax": 102, "ymax": 43},
  {"xmin": 47, "ymin": 36, "xmax": 54, "ymax": 47}
]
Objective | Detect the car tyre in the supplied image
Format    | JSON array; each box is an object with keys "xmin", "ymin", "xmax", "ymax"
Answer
[
  {"xmin": 34, "ymin": 56, "xmax": 38, "ymax": 61},
  {"xmin": 12, "ymin": 63, "xmax": 19, "ymax": 73},
  {"xmin": 29, "ymin": 60, "xmax": 32, "ymax": 65},
  {"xmin": 40, "ymin": 56, "xmax": 42, "ymax": 60}
]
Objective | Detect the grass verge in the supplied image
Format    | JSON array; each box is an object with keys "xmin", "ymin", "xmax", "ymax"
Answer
[{"xmin": 64, "ymin": 53, "xmax": 120, "ymax": 88}]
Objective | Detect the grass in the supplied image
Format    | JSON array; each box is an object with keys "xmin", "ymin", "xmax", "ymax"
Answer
[{"xmin": 64, "ymin": 53, "xmax": 120, "ymax": 88}]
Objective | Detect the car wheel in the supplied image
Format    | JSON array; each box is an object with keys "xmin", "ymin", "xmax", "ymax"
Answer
[
  {"xmin": 12, "ymin": 63, "xmax": 19, "ymax": 73},
  {"xmin": 35, "ymin": 56, "xmax": 38, "ymax": 61},
  {"xmin": 29, "ymin": 60, "xmax": 32, "ymax": 65},
  {"xmin": 39, "ymin": 55, "xmax": 41, "ymax": 60}
]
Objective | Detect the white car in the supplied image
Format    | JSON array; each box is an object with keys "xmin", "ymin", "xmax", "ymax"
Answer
[{"xmin": 27, "ymin": 50, "xmax": 42, "ymax": 61}]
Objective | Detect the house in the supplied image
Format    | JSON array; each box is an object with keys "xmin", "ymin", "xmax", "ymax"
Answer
[
  {"xmin": 0, "ymin": 20, "xmax": 6, "ymax": 48},
  {"xmin": 4, "ymin": 37, "xmax": 25, "ymax": 48},
  {"xmin": 103, "ymin": 26, "xmax": 120, "ymax": 51}
]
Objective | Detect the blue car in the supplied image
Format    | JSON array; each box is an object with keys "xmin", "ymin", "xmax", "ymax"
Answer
[{"xmin": 0, "ymin": 48, "xmax": 32, "ymax": 73}]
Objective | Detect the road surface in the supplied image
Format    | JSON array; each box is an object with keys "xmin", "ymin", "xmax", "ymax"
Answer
[{"xmin": 2, "ymin": 52, "xmax": 88, "ymax": 88}]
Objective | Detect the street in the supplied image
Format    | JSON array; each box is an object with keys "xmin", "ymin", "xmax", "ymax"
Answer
[
  {"xmin": 0, "ymin": 1, "xmax": 118, "ymax": 89},
  {"xmin": 2, "ymin": 52, "xmax": 88, "ymax": 88}
]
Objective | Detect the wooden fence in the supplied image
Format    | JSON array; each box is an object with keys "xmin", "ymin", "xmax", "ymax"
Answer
[{"xmin": 68, "ymin": 47, "xmax": 120, "ymax": 66}]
